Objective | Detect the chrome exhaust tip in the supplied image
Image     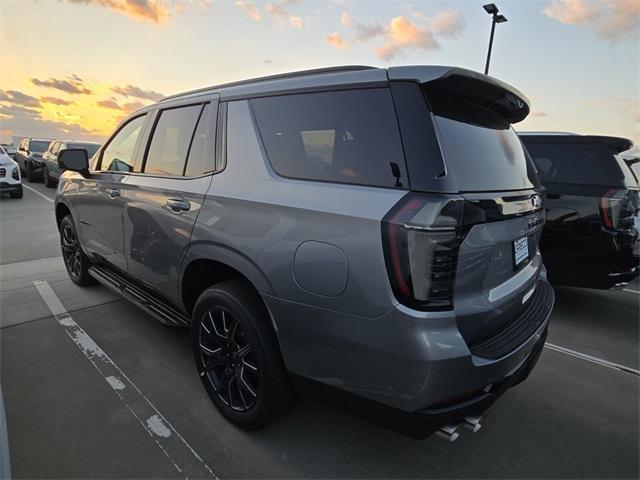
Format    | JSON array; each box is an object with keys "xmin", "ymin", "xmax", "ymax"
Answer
[
  {"xmin": 463, "ymin": 414, "xmax": 484, "ymax": 433},
  {"xmin": 611, "ymin": 282, "xmax": 629, "ymax": 291},
  {"xmin": 436, "ymin": 422, "xmax": 462, "ymax": 442}
]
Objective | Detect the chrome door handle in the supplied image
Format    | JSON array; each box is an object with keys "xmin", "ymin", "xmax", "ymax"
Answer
[
  {"xmin": 165, "ymin": 198, "xmax": 191, "ymax": 212},
  {"xmin": 106, "ymin": 188, "xmax": 120, "ymax": 198}
]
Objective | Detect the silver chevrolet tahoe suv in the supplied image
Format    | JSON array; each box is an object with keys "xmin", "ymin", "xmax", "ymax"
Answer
[{"xmin": 55, "ymin": 66, "xmax": 554, "ymax": 437}]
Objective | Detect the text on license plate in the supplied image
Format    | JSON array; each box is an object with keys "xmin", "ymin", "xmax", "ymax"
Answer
[{"xmin": 513, "ymin": 237, "xmax": 529, "ymax": 269}]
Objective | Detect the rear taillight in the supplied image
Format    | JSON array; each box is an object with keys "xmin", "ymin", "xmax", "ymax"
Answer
[
  {"xmin": 382, "ymin": 193, "xmax": 464, "ymax": 311},
  {"xmin": 600, "ymin": 189, "xmax": 639, "ymax": 231}
]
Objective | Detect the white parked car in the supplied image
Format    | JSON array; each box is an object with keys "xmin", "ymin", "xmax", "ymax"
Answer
[{"xmin": 0, "ymin": 145, "xmax": 23, "ymax": 198}]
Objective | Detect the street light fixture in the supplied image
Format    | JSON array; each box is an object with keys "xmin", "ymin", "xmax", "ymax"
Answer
[{"xmin": 483, "ymin": 3, "xmax": 508, "ymax": 75}]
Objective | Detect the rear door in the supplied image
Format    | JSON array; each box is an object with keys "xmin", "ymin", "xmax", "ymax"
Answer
[{"xmin": 121, "ymin": 96, "xmax": 218, "ymax": 305}]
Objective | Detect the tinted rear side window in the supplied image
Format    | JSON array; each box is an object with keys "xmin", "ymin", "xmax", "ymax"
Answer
[
  {"xmin": 184, "ymin": 103, "xmax": 215, "ymax": 176},
  {"xmin": 250, "ymin": 89, "xmax": 407, "ymax": 188},
  {"xmin": 523, "ymin": 142, "xmax": 609, "ymax": 185},
  {"xmin": 145, "ymin": 104, "xmax": 203, "ymax": 176}
]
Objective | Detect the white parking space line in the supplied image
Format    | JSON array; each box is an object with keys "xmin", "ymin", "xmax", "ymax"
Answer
[
  {"xmin": 545, "ymin": 342, "xmax": 639, "ymax": 376},
  {"xmin": 33, "ymin": 280, "xmax": 218, "ymax": 480},
  {"xmin": 622, "ymin": 288, "xmax": 639, "ymax": 294},
  {"xmin": 22, "ymin": 184, "xmax": 53, "ymax": 203}
]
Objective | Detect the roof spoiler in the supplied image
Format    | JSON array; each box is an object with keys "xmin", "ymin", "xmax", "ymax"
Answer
[
  {"xmin": 388, "ymin": 66, "xmax": 531, "ymax": 124},
  {"xmin": 587, "ymin": 136, "xmax": 633, "ymax": 154}
]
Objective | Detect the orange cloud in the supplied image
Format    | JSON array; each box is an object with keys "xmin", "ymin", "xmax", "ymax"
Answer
[
  {"xmin": 265, "ymin": 1, "xmax": 302, "ymax": 28},
  {"xmin": 235, "ymin": 0, "xmax": 261, "ymax": 22},
  {"xmin": 543, "ymin": 0, "xmax": 640, "ymax": 40},
  {"xmin": 432, "ymin": 11, "xmax": 465, "ymax": 38},
  {"xmin": 110, "ymin": 84, "xmax": 164, "ymax": 101},
  {"xmin": 326, "ymin": 32, "xmax": 348, "ymax": 50},
  {"xmin": 290, "ymin": 15, "xmax": 303, "ymax": 29},
  {"xmin": 63, "ymin": 0, "xmax": 171, "ymax": 23},
  {"xmin": 373, "ymin": 16, "xmax": 439, "ymax": 61},
  {"xmin": 31, "ymin": 76, "xmax": 92, "ymax": 95}
]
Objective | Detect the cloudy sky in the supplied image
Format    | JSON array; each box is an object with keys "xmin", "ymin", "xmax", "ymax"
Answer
[{"xmin": 0, "ymin": 0, "xmax": 638, "ymax": 147}]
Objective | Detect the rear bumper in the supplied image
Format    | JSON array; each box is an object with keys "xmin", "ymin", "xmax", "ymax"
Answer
[
  {"xmin": 547, "ymin": 253, "xmax": 639, "ymax": 289},
  {"xmin": 542, "ymin": 228, "xmax": 639, "ymax": 289},
  {"xmin": 265, "ymin": 276, "xmax": 554, "ymax": 415}
]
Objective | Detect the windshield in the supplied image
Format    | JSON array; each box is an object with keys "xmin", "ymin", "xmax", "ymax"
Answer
[
  {"xmin": 69, "ymin": 143, "xmax": 100, "ymax": 158},
  {"xmin": 433, "ymin": 116, "xmax": 535, "ymax": 192},
  {"xmin": 29, "ymin": 140, "xmax": 50, "ymax": 153}
]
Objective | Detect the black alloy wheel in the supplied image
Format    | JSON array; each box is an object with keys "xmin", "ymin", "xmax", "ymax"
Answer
[
  {"xmin": 199, "ymin": 307, "xmax": 260, "ymax": 412},
  {"xmin": 192, "ymin": 280, "xmax": 294, "ymax": 429},
  {"xmin": 59, "ymin": 215, "xmax": 95, "ymax": 286},
  {"xmin": 62, "ymin": 221, "xmax": 81, "ymax": 279}
]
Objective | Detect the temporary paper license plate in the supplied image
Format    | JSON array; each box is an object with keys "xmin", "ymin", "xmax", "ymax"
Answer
[{"xmin": 513, "ymin": 237, "xmax": 529, "ymax": 269}]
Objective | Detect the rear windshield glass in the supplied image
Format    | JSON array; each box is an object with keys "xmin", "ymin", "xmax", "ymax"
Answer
[
  {"xmin": 29, "ymin": 140, "xmax": 50, "ymax": 152},
  {"xmin": 522, "ymin": 141, "xmax": 611, "ymax": 185},
  {"xmin": 433, "ymin": 116, "xmax": 535, "ymax": 191},
  {"xmin": 69, "ymin": 143, "xmax": 100, "ymax": 158}
]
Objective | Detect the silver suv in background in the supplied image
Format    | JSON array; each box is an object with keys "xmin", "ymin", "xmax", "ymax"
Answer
[{"xmin": 54, "ymin": 66, "xmax": 554, "ymax": 437}]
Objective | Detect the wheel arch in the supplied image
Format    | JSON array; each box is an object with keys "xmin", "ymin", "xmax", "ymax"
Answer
[
  {"xmin": 55, "ymin": 201, "xmax": 72, "ymax": 230},
  {"xmin": 180, "ymin": 244, "xmax": 275, "ymax": 318}
]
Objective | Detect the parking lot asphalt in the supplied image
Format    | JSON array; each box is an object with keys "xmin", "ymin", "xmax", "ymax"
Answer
[{"xmin": 1, "ymin": 182, "xmax": 638, "ymax": 479}]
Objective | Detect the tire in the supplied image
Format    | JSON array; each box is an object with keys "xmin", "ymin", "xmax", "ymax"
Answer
[
  {"xmin": 9, "ymin": 186, "xmax": 23, "ymax": 199},
  {"xmin": 44, "ymin": 166, "xmax": 55, "ymax": 188},
  {"xmin": 59, "ymin": 215, "xmax": 95, "ymax": 286},
  {"xmin": 192, "ymin": 279, "xmax": 294, "ymax": 430}
]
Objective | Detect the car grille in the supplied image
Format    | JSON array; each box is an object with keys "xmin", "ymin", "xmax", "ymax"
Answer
[
  {"xmin": 0, "ymin": 168, "xmax": 5, "ymax": 177},
  {"xmin": 467, "ymin": 280, "xmax": 553, "ymax": 359}
]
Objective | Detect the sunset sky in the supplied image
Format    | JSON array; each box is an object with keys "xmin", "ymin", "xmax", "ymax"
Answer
[{"xmin": 0, "ymin": 0, "xmax": 638, "ymax": 149}]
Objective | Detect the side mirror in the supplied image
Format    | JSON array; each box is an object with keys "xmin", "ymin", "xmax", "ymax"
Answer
[{"xmin": 58, "ymin": 149, "xmax": 89, "ymax": 177}]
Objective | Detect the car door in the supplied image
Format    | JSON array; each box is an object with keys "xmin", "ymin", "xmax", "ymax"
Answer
[
  {"xmin": 121, "ymin": 96, "xmax": 218, "ymax": 304},
  {"xmin": 74, "ymin": 113, "xmax": 151, "ymax": 272}
]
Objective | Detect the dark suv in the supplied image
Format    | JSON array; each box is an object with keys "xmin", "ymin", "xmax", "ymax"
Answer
[
  {"xmin": 55, "ymin": 66, "xmax": 554, "ymax": 437},
  {"xmin": 520, "ymin": 133, "xmax": 640, "ymax": 289},
  {"xmin": 16, "ymin": 138, "xmax": 52, "ymax": 182}
]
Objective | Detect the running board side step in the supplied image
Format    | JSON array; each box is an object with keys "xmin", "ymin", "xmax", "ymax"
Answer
[{"xmin": 89, "ymin": 265, "xmax": 190, "ymax": 328}]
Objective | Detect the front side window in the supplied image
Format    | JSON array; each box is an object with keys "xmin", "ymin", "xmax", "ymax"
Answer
[
  {"xmin": 144, "ymin": 104, "xmax": 203, "ymax": 176},
  {"xmin": 100, "ymin": 114, "xmax": 147, "ymax": 172},
  {"xmin": 250, "ymin": 88, "xmax": 407, "ymax": 188}
]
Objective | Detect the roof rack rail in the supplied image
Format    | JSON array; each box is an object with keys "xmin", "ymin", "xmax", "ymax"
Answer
[{"xmin": 160, "ymin": 65, "xmax": 377, "ymax": 102}]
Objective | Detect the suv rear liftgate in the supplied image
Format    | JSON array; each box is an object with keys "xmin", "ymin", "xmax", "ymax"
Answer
[{"xmin": 374, "ymin": 69, "xmax": 554, "ymax": 436}]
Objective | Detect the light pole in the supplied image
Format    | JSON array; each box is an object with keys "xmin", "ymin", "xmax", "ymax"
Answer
[{"xmin": 483, "ymin": 3, "xmax": 507, "ymax": 75}]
